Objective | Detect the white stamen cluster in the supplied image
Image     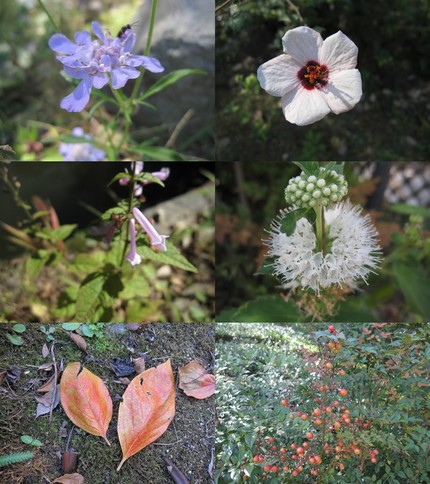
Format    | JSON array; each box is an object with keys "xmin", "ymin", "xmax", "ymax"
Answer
[{"xmin": 285, "ymin": 168, "xmax": 348, "ymax": 209}]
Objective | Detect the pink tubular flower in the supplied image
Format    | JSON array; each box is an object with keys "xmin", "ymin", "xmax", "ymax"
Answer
[
  {"xmin": 132, "ymin": 207, "xmax": 168, "ymax": 252},
  {"xmin": 126, "ymin": 218, "xmax": 142, "ymax": 267},
  {"xmin": 119, "ymin": 162, "xmax": 170, "ymax": 197},
  {"xmin": 257, "ymin": 26, "xmax": 362, "ymax": 126}
]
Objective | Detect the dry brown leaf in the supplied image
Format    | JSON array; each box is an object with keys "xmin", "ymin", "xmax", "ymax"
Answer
[
  {"xmin": 36, "ymin": 384, "xmax": 60, "ymax": 417},
  {"xmin": 53, "ymin": 473, "xmax": 84, "ymax": 484},
  {"xmin": 37, "ymin": 373, "xmax": 57, "ymax": 392},
  {"xmin": 67, "ymin": 332, "xmax": 87, "ymax": 353},
  {"xmin": 38, "ymin": 362, "xmax": 54, "ymax": 371},
  {"xmin": 62, "ymin": 450, "xmax": 78, "ymax": 474},
  {"xmin": 178, "ymin": 361, "xmax": 215, "ymax": 399},
  {"xmin": 133, "ymin": 357, "xmax": 146, "ymax": 374},
  {"xmin": 163, "ymin": 456, "xmax": 190, "ymax": 484},
  {"xmin": 42, "ymin": 343, "xmax": 50, "ymax": 358}
]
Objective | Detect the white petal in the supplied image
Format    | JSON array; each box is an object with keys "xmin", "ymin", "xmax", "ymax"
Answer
[
  {"xmin": 282, "ymin": 26, "xmax": 323, "ymax": 65},
  {"xmin": 257, "ymin": 54, "xmax": 301, "ymax": 97},
  {"xmin": 281, "ymin": 87, "xmax": 330, "ymax": 126},
  {"xmin": 324, "ymin": 69, "xmax": 362, "ymax": 114},
  {"xmin": 320, "ymin": 31, "xmax": 358, "ymax": 72}
]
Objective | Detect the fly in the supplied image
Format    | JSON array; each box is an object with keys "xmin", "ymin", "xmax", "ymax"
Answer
[{"xmin": 116, "ymin": 22, "xmax": 138, "ymax": 39}]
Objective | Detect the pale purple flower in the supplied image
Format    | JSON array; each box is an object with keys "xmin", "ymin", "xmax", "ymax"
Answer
[
  {"xmin": 126, "ymin": 218, "xmax": 142, "ymax": 267},
  {"xmin": 132, "ymin": 207, "xmax": 168, "ymax": 252},
  {"xmin": 59, "ymin": 127, "xmax": 105, "ymax": 161},
  {"xmin": 257, "ymin": 26, "xmax": 362, "ymax": 126},
  {"xmin": 119, "ymin": 162, "xmax": 170, "ymax": 197},
  {"xmin": 49, "ymin": 21, "xmax": 164, "ymax": 112}
]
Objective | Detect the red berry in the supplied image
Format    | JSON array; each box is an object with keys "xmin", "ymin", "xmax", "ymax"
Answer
[
  {"xmin": 306, "ymin": 432, "xmax": 314, "ymax": 440},
  {"xmin": 263, "ymin": 464, "xmax": 271, "ymax": 472},
  {"xmin": 281, "ymin": 399, "xmax": 288, "ymax": 406},
  {"xmin": 339, "ymin": 388, "xmax": 348, "ymax": 397},
  {"xmin": 329, "ymin": 325, "xmax": 335, "ymax": 333},
  {"xmin": 267, "ymin": 436, "xmax": 275, "ymax": 443},
  {"xmin": 279, "ymin": 447, "xmax": 286, "ymax": 454},
  {"xmin": 297, "ymin": 447, "xmax": 304, "ymax": 455},
  {"xmin": 271, "ymin": 466, "xmax": 278, "ymax": 473}
]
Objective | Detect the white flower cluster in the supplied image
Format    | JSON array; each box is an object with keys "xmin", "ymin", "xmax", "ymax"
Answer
[
  {"xmin": 285, "ymin": 169, "xmax": 348, "ymax": 209},
  {"xmin": 267, "ymin": 201, "xmax": 381, "ymax": 293}
]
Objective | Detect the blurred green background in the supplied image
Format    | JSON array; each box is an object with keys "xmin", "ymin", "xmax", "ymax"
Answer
[
  {"xmin": 215, "ymin": 161, "xmax": 430, "ymax": 322},
  {"xmin": 215, "ymin": 0, "xmax": 430, "ymax": 161}
]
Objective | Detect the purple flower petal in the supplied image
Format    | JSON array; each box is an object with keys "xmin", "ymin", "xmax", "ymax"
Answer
[
  {"xmin": 111, "ymin": 67, "xmax": 139, "ymax": 89},
  {"xmin": 63, "ymin": 64, "xmax": 92, "ymax": 79},
  {"xmin": 93, "ymin": 72, "xmax": 110, "ymax": 89},
  {"xmin": 126, "ymin": 219, "xmax": 142, "ymax": 267},
  {"xmin": 130, "ymin": 55, "xmax": 164, "ymax": 73},
  {"xmin": 122, "ymin": 33, "xmax": 136, "ymax": 53},
  {"xmin": 60, "ymin": 76, "xmax": 93, "ymax": 112},
  {"xmin": 91, "ymin": 21, "xmax": 105, "ymax": 42},
  {"xmin": 48, "ymin": 33, "xmax": 78, "ymax": 54},
  {"xmin": 132, "ymin": 207, "xmax": 168, "ymax": 252},
  {"xmin": 74, "ymin": 30, "xmax": 91, "ymax": 45}
]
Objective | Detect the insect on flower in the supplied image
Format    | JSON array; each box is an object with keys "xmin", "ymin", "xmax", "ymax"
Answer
[{"xmin": 117, "ymin": 22, "xmax": 138, "ymax": 39}]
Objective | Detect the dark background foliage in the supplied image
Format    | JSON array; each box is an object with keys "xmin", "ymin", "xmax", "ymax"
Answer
[{"xmin": 215, "ymin": 0, "xmax": 430, "ymax": 161}]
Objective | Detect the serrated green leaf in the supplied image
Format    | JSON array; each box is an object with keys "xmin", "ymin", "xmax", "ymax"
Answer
[
  {"xmin": 137, "ymin": 241, "xmax": 197, "ymax": 272},
  {"xmin": 51, "ymin": 224, "xmax": 77, "ymax": 242},
  {"xmin": 280, "ymin": 208, "xmax": 308, "ymax": 236},
  {"xmin": 26, "ymin": 251, "xmax": 52, "ymax": 280},
  {"xmin": 139, "ymin": 69, "xmax": 206, "ymax": 101},
  {"xmin": 12, "ymin": 324, "xmax": 26, "ymax": 333},
  {"xmin": 119, "ymin": 273, "xmax": 151, "ymax": 299},
  {"xmin": 69, "ymin": 252, "xmax": 106, "ymax": 274},
  {"xmin": 75, "ymin": 272, "xmax": 106, "ymax": 321}
]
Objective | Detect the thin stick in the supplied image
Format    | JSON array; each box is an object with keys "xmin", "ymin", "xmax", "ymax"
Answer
[{"xmin": 165, "ymin": 109, "xmax": 195, "ymax": 148}]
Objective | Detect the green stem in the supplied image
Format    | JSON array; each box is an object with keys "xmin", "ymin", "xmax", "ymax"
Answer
[
  {"xmin": 120, "ymin": 163, "xmax": 139, "ymax": 266},
  {"xmin": 315, "ymin": 204, "xmax": 325, "ymax": 254},
  {"xmin": 130, "ymin": 0, "xmax": 159, "ymax": 104},
  {"xmin": 37, "ymin": 0, "xmax": 60, "ymax": 32}
]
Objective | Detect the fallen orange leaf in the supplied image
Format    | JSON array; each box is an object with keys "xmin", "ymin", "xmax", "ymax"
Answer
[
  {"xmin": 60, "ymin": 362, "xmax": 112, "ymax": 445},
  {"xmin": 117, "ymin": 359, "xmax": 175, "ymax": 471},
  {"xmin": 178, "ymin": 360, "xmax": 215, "ymax": 400}
]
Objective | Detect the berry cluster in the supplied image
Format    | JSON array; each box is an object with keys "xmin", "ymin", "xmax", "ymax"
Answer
[
  {"xmin": 243, "ymin": 325, "xmax": 378, "ymax": 481},
  {"xmin": 284, "ymin": 168, "xmax": 348, "ymax": 209}
]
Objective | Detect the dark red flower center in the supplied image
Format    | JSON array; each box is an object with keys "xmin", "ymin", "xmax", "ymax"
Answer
[{"xmin": 297, "ymin": 61, "xmax": 329, "ymax": 90}]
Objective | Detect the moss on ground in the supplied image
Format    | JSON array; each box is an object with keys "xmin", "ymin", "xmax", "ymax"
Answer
[{"xmin": 0, "ymin": 323, "xmax": 215, "ymax": 483}]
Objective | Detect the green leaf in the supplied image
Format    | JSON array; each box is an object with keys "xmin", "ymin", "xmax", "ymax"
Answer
[
  {"xmin": 6, "ymin": 333, "xmax": 24, "ymax": 346},
  {"xmin": 75, "ymin": 272, "xmax": 106, "ymax": 321},
  {"xmin": 61, "ymin": 323, "xmax": 81, "ymax": 331},
  {"xmin": 20, "ymin": 435, "xmax": 33, "ymax": 445},
  {"xmin": 139, "ymin": 69, "xmax": 206, "ymax": 101},
  {"xmin": 25, "ymin": 251, "xmax": 52, "ymax": 280},
  {"xmin": 12, "ymin": 324, "xmax": 26, "ymax": 333},
  {"xmin": 280, "ymin": 208, "xmax": 308, "ymax": 236},
  {"xmin": 137, "ymin": 241, "xmax": 197, "ymax": 272},
  {"xmin": 30, "ymin": 439, "xmax": 43, "ymax": 447},
  {"xmin": 119, "ymin": 273, "xmax": 151, "ymax": 300},
  {"xmin": 80, "ymin": 324, "xmax": 94, "ymax": 337},
  {"xmin": 227, "ymin": 295, "xmax": 301, "ymax": 322},
  {"xmin": 392, "ymin": 262, "xmax": 430, "ymax": 317},
  {"xmin": 293, "ymin": 162, "xmax": 319, "ymax": 176},
  {"xmin": 50, "ymin": 224, "xmax": 77, "ymax": 242},
  {"xmin": 390, "ymin": 203, "xmax": 430, "ymax": 219},
  {"xmin": 133, "ymin": 145, "xmax": 184, "ymax": 161},
  {"xmin": 0, "ymin": 451, "xmax": 34, "ymax": 467}
]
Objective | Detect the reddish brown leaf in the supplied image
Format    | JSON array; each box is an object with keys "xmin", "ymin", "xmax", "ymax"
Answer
[
  {"xmin": 178, "ymin": 361, "xmax": 215, "ymax": 400},
  {"xmin": 67, "ymin": 332, "xmax": 87, "ymax": 353},
  {"xmin": 62, "ymin": 450, "xmax": 78, "ymax": 474},
  {"xmin": 117, "ymin": 359, "xmax": 176, "ymax": 471},
  {"xmin": 163, "ymin": 456, "xmax": 190, "ymax": 484},
  {"xmin": 60, "ymin": 362, "xmax": 112, "ymax": 445},
  {"xmin": 53, "ymin": 473, "xmax": 84, "ymax": 484}
]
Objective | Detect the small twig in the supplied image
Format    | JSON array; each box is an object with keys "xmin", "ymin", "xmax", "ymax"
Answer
[
  {"xmin": 215, "ymin": 0, "xmax": 235, "ymax": 14},
  {"xmin": 286, "ymin": 0, "xmax": 304, "ymax": 23},
  {"xmin": 66, "ymin": 425, "xmax": 75, "ymax": 452},
  {"xmin": 153, "ymin": 439, "xmax": 183, "ymax": 446},
  {"xmin": 49, "ymin": 343, "xmax": 57, "ymax": 422},
  {"xmin": 165, "ymin": 109, "xmax": 195, "ymax": 149}
]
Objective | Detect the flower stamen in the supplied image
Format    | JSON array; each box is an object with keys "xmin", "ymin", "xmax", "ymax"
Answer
[{"xmin": 298, "ymin": 61, "xmax": 329, "ymax": 90}]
